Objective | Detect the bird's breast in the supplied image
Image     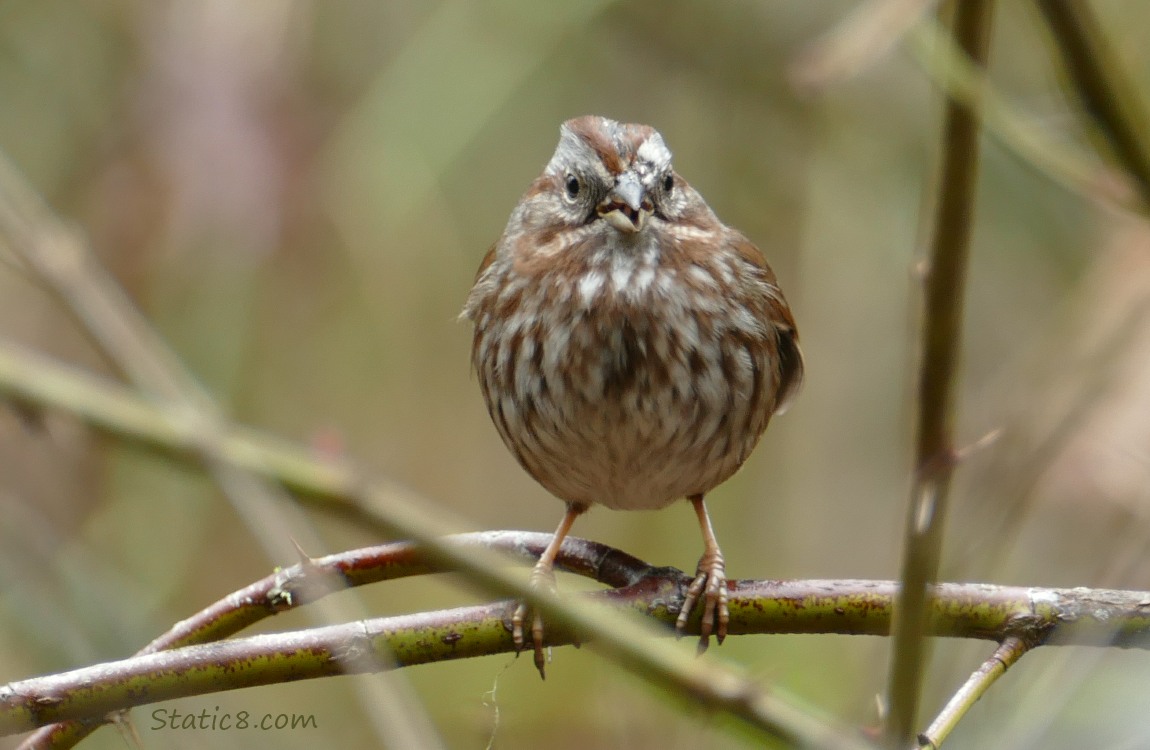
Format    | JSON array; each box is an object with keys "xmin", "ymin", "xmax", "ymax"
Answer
[{"xmin": 474, "ymin": 255, "xmax": 776, "ymax": 510}]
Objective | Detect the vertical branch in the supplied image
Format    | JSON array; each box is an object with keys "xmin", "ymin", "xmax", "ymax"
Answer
[
  {"xmin": 1036, "ymin": 0, "xmax": 1150, "ymax": 209},
  {"xmin": 885, "ymin": 1, "xmax": 995, "ymax": 746}
]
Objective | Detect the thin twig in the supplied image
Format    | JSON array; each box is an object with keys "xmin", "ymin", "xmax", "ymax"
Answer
[
  {"xmin": 0, "ymin": 150, "xmax": 336, "ymax": 575},
  {"xmin": 918, "ymin": 635, "xmax": 1033, "ymax": 749},
  {"xmin": 886, "ymin": 2, "xmax": 995, "ymax": 747},
  {"xmin": 14, "ymin": 532, "xmax": 646, "ymax": 750},
  {"xmin": 961, "ymin": 295, "xmax": 1150, "ymax": 581},
  {"xmin": 790, "ymin": 0, "xmax": 939, "ymax": 93},
  {"xmin": 1036, "ymin": 0, "xmax": 1150, "ymax": 209},
  {"xmin": 0, "ymin": 340, "xmax": 868, "ymax": 750},
  {"xmin": 905, "ymin": 14, "xmax": 1137, "ymax": 213},
  {"xmin": 0, "ymin": 154, "xmax": 210, "ymax": 401},
  {"xmin": 794, "ymin": 2, "xmax": 1137, "ymax": 212},
  {"xmin": 0, "ymin": 151, "xmax": 445, "ymax": 750}
]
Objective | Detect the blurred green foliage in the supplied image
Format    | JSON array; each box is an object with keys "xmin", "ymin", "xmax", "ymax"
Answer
[{"xmin": 1, "ymin": 1, "xmax": 1149, "ymax": 748}]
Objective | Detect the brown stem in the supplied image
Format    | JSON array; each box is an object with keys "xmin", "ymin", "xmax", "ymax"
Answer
[
  {"xmin": 9, "ymin": 574, "xmax": 1150, "ymax": 741},
  {"xmin": 16, "ymin": 531, "xmax": 647, "ymax": 749},
  {"xmin": 1036, "ymin": 0, "xmax": 1150, "ymax": 209},
  {"xmin": 886, "ymin": 0, "xmax": 996, "ymax": 746}
]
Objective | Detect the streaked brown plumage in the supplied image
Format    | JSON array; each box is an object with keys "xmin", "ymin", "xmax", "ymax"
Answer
[{"xmin": 463, "ymin": 115, "xmax": 803, "ymax": 676}]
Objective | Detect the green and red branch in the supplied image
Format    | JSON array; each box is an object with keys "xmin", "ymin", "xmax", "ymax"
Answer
[{"xmin": 9, "ymin": 533, "xmax": 1150, "ymax": 746}]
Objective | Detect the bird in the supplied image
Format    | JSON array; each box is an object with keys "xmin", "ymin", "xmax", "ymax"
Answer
[{"xmin": 462, "ymin": 115, "xmax": 803, "ymax": 676}]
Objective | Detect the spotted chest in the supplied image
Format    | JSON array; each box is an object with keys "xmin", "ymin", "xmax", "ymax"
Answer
[{"xmin": 470, "ymin": 243, "xmax": 782, "ymax": 511}]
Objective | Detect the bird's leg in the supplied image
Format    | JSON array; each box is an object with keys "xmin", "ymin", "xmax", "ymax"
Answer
[
  {"xmin": 677, "ymin": 493, "xmax": 729, "ymax": 653},
  {"xmin": 513, "ymin": 504, "xmax": 583, "ymax": 679}
]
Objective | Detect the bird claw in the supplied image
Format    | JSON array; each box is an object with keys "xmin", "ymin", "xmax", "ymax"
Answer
[
  {"xmin": 512, "ymin": 565, "xmax": 557, "ymax": 679},
  {"xmin": 675, "ymin": 551, "xmax": 728, "ymax": 653}
]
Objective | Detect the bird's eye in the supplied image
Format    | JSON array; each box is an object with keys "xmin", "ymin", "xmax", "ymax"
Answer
[
  {"xmin": 565, "ymin": 174, "xmax": 581, "ymax": 199},
  {"xmin": 662, "ymin": 173, "xmax": 674, "ymax": 194}
]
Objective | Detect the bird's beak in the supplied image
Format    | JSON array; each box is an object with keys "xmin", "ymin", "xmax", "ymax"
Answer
[{"xmin": 598, "ymin": 172, "xmax": 651, "ymax": 233}]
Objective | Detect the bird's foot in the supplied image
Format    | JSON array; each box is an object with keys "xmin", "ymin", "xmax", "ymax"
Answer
[
  {"xmin": 676, "ymin": 548, "xmax": 728, "ymax": 654},
  {"xmin": 512, "ymin": 563, "xmax": 557, "ymax": 679}
]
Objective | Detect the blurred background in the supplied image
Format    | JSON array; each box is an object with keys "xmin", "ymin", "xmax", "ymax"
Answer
[{"xmin": 1, "ymin": 1, "xmax": 1149, "ymax": 748}]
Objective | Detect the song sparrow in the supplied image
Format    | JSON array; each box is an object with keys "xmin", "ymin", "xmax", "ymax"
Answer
[{"xmin": 463, "ymin": 115, "xmax": 803, "ymax": 676}]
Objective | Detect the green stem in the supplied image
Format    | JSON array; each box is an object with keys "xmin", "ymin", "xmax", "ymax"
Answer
[
  {"xmin": 887, "ymin": 1, "xmax": 995, "ymax": 746},
  {"xmin": 918, "ymin": 635, "xmax": 1032, "ymax": 748},
  {"xmin": 9, "ymin": 577, "xmax": 1150, "ymax": 738}
]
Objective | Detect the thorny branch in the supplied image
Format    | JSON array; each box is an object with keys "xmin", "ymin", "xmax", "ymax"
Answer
[
  {"xmin": 2, "ymin": 5, "xmax": 1150, "ymax": 749},
  {"xmin": 0, "ymin": 344, "xmax": 868, "ymax": 750},
  {"xmin": 4, "ymin": 536, "xmax": 1150, "ymax": 741}
]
